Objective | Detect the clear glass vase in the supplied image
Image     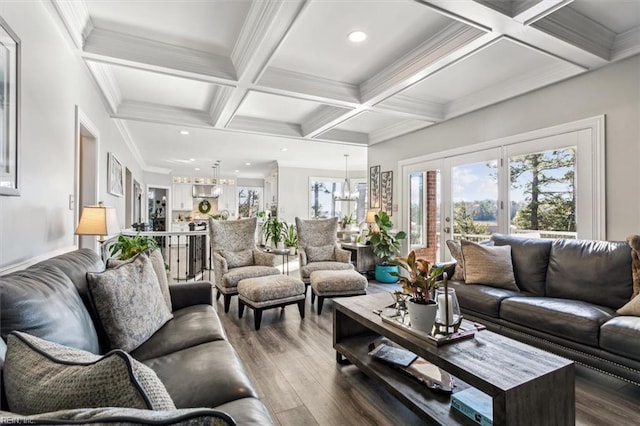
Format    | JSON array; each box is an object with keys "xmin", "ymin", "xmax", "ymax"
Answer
[{"xmin": 434, "ymin": 288, "xmax": 462, "ymax": 334}]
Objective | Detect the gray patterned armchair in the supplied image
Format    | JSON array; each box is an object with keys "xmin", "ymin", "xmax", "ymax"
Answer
[
  {"xmin": 295, "ymin": 217, "xmax": 354, "ymax": 288},
  {"xmin": 209, "ymin": 217, "xmax": 280, "ymax": 313}
]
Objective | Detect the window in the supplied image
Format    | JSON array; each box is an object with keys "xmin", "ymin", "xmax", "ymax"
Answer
[
  {"xmin": 309, "ymin": 178, "xmax": 366, "ymax": 221},
  {"xmin": 237, "ymin": 187, "xmax": 262, "ymax": 218}
]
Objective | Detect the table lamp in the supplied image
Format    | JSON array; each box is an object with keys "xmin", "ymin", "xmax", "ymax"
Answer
[
  {"xmin": 365, "ymin": 210, "xmax": 378, "ymax": 234},
  {"xmin": 75, "ymin": 202, "xmax": 120, "ymax": 243}
]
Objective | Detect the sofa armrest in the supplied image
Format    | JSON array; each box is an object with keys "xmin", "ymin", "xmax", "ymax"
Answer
[
  {"xmin": 253, "ymin": 248, "xmax": 277, "ymax": 267},
  {"xmin": 169, "ymin": 281, "xmax": 213, "ymax": 310},
  {"xmin": 298, "ymin": 248, "xmax": 308, "ymax": 267},
  {"xmin": 211, "ymin": 252, "xmax": 228, "ymax": 289},
  {"xmin": 335, "ymin": 246, "xmax": 352, "ymax": 264}
]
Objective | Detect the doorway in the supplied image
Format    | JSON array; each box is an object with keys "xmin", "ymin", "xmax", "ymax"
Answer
[
  {"xmin": 147, "ymin": 185, "xmax": 169, "ymax": 231},
  {"xmin": 74, "ymin": 107, "xmax": 100, "ymax": 252}
]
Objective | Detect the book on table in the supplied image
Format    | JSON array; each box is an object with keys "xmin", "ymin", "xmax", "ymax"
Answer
[
  {"xmin": 367, "ymin": 341, "xmax": 417, "ymax": 368},
  {"xmin": 451, "ymin": 387, "xmax": 493, "ymax": 426}
]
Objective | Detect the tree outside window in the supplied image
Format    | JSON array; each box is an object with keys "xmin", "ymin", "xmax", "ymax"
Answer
[{"xmin": 238, "ymin": 187, "xmax": 262, "ymax": 218}]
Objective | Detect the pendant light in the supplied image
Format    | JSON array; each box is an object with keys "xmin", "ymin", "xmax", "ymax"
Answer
[
  {"xmin": 334, "ymin": 154, "xmax": 359, "ymax": 201},
  {"xmin": 212, "ymin": 161, "xmax": 222, "ymax": 198}
]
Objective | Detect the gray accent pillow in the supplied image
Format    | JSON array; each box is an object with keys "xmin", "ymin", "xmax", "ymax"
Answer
[
  {"xmin": 3, "ymin": 332, "xmax": 175, "ymax": 415},
  {"xmin": 219, "ymin": 249, "xmax": 254, "ymax": 269},
  {"xmin": 446, "ymin": 240, "xmax": 465, "ymax": 281},
  {"xmin": 88, "ymin": 254, "xmax": 173, "ymax": 352},
  {"xmin": 461, "ymin": 240, "xmax": 519, "ymax": 291},
  {"xmin": 306, "ymin": 244, "xmax": 336, "ymax": 262},
  {"xmin": 106, "ymin": 250, "xmax": 172, "ymax": 311}
]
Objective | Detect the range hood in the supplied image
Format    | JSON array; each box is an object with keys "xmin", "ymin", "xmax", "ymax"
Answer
[{"xmin": 192, "ymin": 184, "xmax": 218, "ymax": 198}]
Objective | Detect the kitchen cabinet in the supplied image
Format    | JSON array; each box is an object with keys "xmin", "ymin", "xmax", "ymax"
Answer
[{"xmin": 172, "ymin": 184, "xmax": 193, "ymax": 211}]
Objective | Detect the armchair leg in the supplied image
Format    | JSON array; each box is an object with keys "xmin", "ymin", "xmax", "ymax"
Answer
[
  {"xmin": 216, "ymin": 290, "xmax": 221, "ymax": 301},
  {"xmin": 223, "ymin": 294, "xmax": 232, "ymax": 313},
  {"xmin": 311, "ymin": 291, "xmax": 316, "ymax": 304},
  {"xmin": 317, "ymin": 296, "xmax": 325, "ymax": 315},
  {"xmin": 297, "ymin": 300, "xmax": 305, "ymax": 319},
  {"xmin": 238, "ymin": 300, "xmax": 245, "ymax": 318},
  {"xmin": 254, "ymin": 309, "xmax": 263, "ymax": 330}
]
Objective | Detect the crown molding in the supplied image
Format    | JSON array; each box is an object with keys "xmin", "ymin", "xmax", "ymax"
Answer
[
  {"xmin": 113, "ymin": 119, "xmax": 146, "ymax": 171},
  {"xmin": 374, "ymin": 95, "xmax": 444, "ymax": 121},
  {"xmin": 86, "ymin": 61, "xmax": 121, "ymax": 114},
  {"xmin": 612, "ymin": 27, "xmax": 640, "ymax": 61},
  {"xmin": 301, "ymin": 105, "xmax": 354, "ymax": 137},
  {"xmin": 144, "ymin": 166, "xmax": 173, "ymax": 175},
  {"xmin": 369, "ymin": 120, "xmax": 432, "ymax": 145},
  {"xmin": 50, "ymin": 0, "xmax": 93, "ymax": 49},
  {"xmin": 531, "ymin": 5, "xmax": 616, "ymax": 61},
  {"xmin": 115, "ymin": 101, "xmax": 214, "ymax": 127},
  {"xmin": 228, "ymin": 116, "xmax": 302, "ymax": 137},
  {"xmin": 258, "ymin": 67, "xmax": 360, "ymax": 105},
  {"xmin": 360, "ymin": 22, "xmax": 489, "ymax": 104},
  {"xmin": 83, "ymin": 28, "xmax": 237, "ymax": 83},
  {"xmin": 315, "ymin": 129, "xmax": 369, "ymax": 145}
]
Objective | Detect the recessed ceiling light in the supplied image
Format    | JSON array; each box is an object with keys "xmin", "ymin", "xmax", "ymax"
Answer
[
  {"xmin": 189, "ymin": 158, "xmax": 195, "ymax": 162},
  {"xmin": 245, "ymin": 162, "xmax": 251, "ymax": 166},
  {"xmin": 347, "ymin": 31, "xmax": 367, "ymax": 43},
  {"xmin": 195, "ymin": 167, "xmax": 200, "ymax": 171},
  {"xmin": 179, "ymin": 130, "xmax": 189, "ymax": 135},
  {"xmin": 281, "ymin": 148, "xmax": 288, "ymax": 152},
  {"xmin": 235, "ymin": 170, "xmax": 240, "ymax": 173}
]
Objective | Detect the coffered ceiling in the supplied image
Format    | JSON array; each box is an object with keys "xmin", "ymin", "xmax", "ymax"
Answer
[{"xmin": 51, "ymin": 0, "xmax": 640, "ymax": 177}]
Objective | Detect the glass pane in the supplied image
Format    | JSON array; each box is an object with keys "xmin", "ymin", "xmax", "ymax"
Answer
[
  {"xmin": 238, "ymin": 187, "xmax": 262, "ymax": 218},
  {"xmin": 409, "ymin": 172, "xmax": 424, "ymax": 246},
  {"xmin": 409, "ymin": 170, "xmax": 441, "ymax": 263},
  {"xmin": 310, "ymin": 180, "xmax": 340, "ymax": 219},
  {"xmin": 451, "ymin": 160, "xmax": 498, "ymax": 242},
  {"xmin": 509, "ymin": 147, "xmax": 576, "ymax": 239}
]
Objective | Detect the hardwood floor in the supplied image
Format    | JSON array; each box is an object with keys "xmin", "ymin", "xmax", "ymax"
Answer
[{"xmin": 216, "ymin": 281, "xmax": 640, "ymax": 426}]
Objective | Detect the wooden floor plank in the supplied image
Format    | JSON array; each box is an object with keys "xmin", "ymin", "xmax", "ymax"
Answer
[{"xmin": 216, "ymin": 280, "xmax": 640, "ymax": 426}]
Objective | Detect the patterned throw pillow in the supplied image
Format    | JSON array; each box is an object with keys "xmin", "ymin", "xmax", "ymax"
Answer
[
  {"xmin": 3, "ymin": 332, "xmax": 175, "ymax": 415},
  {"xmin": 106, "ymin": 250, "xmax": 172, "ymax": 311},
  {"xmin": 445, "ymin": 240, "xmax": 465, "ymax": 281},
  {"xmin": 87, "ymin": 254, "xmax": 173, "ymax": 352},
  {"xmin": 461, "ymin": 240, "xmax": 519, "ymax": 291},
  {"xmin": 306, "ymin": 244, "xmax": 336, "ymax": 262},
  {"xmin": 219, "ymin": 249, "xmax": 254, "ymax": 269}
]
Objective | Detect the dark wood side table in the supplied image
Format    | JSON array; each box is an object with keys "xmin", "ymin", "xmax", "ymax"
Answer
[{"xmin": 341, "ymin": 243, "xmax": 377, "ymax": 274}]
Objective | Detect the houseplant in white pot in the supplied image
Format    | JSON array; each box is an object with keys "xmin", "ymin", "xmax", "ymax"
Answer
[
  {"xmin": 390, "ymin": 250, "xmax": 444, "ymax": 333},
  {"xmin": 283, "ymin": 222, "xmax": 298, "ymax": 255},
  {"xmin": 368, "ymin": 211, "xmax": 406, "ymax": 283}
]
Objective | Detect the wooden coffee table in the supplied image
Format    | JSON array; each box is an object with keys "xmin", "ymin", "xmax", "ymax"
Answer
[{"xmin": 333, "ymin": 293, "xmax": 575, "ymax": 426}]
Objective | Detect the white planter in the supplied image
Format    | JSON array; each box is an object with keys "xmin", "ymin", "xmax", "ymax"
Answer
[
  {"xmin": 288, "ymin": 247, "xmax": 296, "ymax": 255},
  {"xmin": 407, "ymin": 299, "xmax": 437, "ymax": 333}
]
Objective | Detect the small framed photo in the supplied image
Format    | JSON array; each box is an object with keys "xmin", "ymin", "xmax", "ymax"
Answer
[
  {"xmin": 0, "ymin": 18, "xmax": 20, "ymax": 196},
  {"xmin": 108, "ymin": 152, "xmax": 124, "ymax": 197}
]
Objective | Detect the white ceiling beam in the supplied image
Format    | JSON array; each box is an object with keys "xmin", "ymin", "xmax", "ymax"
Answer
[
  {"xmin": 612, "ymin": 27, "xmax": 640, "ymax": 61},
  {"xmin": 115, "ymin": 101, "xmax": 214, "ymax": 128},
  {"xmin": 83, "ymin": 28, "xmax": 238, "ymax": 84},
  {"xmin": 315, "ymin": 129, "xmax": 369, "ymax": 146},
  {"xmin": 207, "ymin": 86, "xmax": 235, "ymax": 127},
  {"xmin": 227, "ymin": 116, "xmax": 302, "ymax": 138},
  {"xmin": 301, "ymin": 105, "xmax": 354, "ymax": 137},
  {"xmin": 373, "ymin": 95, "xmax": 444, "ymax": 122},
  {"xmin": 369, "ymin": 120, "xmax": 433, "ymax": 145},
  {"xmin": 86, "ymin": 61, "xmax": 121, "ymax": 115},
  {"xmin": 50, "ymin": 0, "xmax": 93, "ymax": 49},
  {"xmin": 512, "ymin": 0, "xmax": 575, "ymax": 25}
]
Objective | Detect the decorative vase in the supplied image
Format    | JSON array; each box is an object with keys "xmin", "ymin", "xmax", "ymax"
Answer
[
  {"xmin": 407, "ymin": 299, "xmax": 437, "ymax": 333},
  {"xmin": 434, "ymin": 287, "xmax": 462, "ymax": 334},
  {"xmin": 375, "ymin": 264, "xmax": 399, "ymax": 283}
]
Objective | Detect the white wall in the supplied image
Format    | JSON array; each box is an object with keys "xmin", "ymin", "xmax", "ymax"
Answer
[
  {"xmin": 369, "ymin": 55, "xmax": 640, "ymax": 241},
  {"xmin": 278, "ymin": 166, "xmax": 366, "ymax": 224},
  {"xmin": 0, "ymin": 2, "xmax": 145, "ymax": 269}
]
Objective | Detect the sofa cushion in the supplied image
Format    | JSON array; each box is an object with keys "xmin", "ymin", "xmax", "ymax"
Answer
[
  {"xmin": 0, "ymin": 265, "xmax": 100, "ymax": 354},
  {"xmin": 500, "ymin": 297, "xmax": 615, "ymax": 347},
  {"xmin": 448, "ymin": 281, "xmax": 521, "ymax": 318},
  {"xmin": 600, "ymin": 316, "xmax": 640, "ymax": 362},
  {"xmin": 491, "ymin": 234, "xmax": 552, "ymax": 296},
  {"xmin": 215, "ymin": 397, "xmax": 275, "ymax": 426},
  {"xmin": 87, "ymin": 254, "xmax": 173, "ymax": 352},
  {"xmin": 143, "ymin": 340, "xmax": 258, "ymax": 408},
  {"xmin": 131, "ymin": 305, "xmax": 227, "ymax": 361},
  {"xmin": 4, "ymin": 332, "xmax": 175, "ymax": 415},
  {"xmin": 0, "ymin": 407, "xmax": 233, "ymax": 425},
  {"xmin": 220, "ymin": 249, "xmax": 254, "ymax": 269},
  {"xmin": 445, "ymin": 240, "xmax": 465, "ymax": 280},
  {"xmin": 461, "ymin": 240, "xmax": 518, "ymax": 291},
  {"xmin": 300, "ymin": 261, "xmax": 354, "ymax": 280},
  {"xmin": 306, "ymin": 244, "xmax": 336, "ymax": 262},
  {"xmin": 222, "ymin": 265, "xmax": 281, "ymax": 289},
  {"xmin": 546, "ymin": 239, "xmax": 633, "ymax": 309}
]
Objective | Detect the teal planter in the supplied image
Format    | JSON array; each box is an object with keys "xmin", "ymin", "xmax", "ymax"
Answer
[{"xmin": 375, "ymin": 265, "xmax": 399, "ymax": 283}]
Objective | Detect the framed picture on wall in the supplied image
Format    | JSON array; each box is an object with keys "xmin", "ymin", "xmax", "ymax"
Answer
[
  {"xmin": 0, "ymin": 18, "xmax": 20, "ymax": 196},
  {"xmin": 108, "ymin": 152, "xmax": 124, "ymax": 197},
  {"xmin": 369, "ymin": 165, "xmax": 380, "ymax": 209},
  {"xmin": 381, "ymin": 171, "xmax": 393, "ymax": 216}
]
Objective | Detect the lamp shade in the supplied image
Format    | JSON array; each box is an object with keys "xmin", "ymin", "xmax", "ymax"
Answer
[
  {"xmin": 365, "ymin": 210, "xmax": 378, "ymax": 224},
  {"xmin": 75, "ymin": 203, "xmax": 120, "ymax": 238}
]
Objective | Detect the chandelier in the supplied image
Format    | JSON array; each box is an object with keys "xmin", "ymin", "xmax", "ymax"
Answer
[
  {"xmin": 334, "ymin": 154, "xmax": 359, "ymax": 201},
  {"xmin": 212, "ymin": 161, "xmax": 222, "ymax": 198}
]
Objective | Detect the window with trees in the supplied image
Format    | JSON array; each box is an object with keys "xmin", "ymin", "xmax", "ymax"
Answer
[
  {"xmin": 310, "ymin": 179, "xmax": 342, "ymax": 219},
  {"xmin": 237, "ymin": 187, "xmax": 262, "ymax": 218}
]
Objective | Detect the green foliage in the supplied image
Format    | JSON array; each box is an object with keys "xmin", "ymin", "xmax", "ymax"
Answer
[
  {"xmin": 341, "ymin": 213, "xmax": 355, "ymax": 226},
  {"xmin": 390, "ymin": 250, "xmax": 444, "ymax": 302},
  {"xmin": 368, "ymin": 211, "xmax": 406, "ymax": 263},
  {"xmin": 283, "ymin": 222, "xmax": 298, "ymax": 248},
  {"xmin": 310, "ymin": 182, "xmax": 331, "ymax": 219},
  {"xmin": 453, "ymin": 203, "xmax": 489, "ymax": 236},
  {"xmin": 109, "ymin": 233, "xmax": 158, "ymax": 260},
  {"xmin": 208, "ymin": 210, "xmax": 229, "ymax": 220},
  {"xmin": 263, "ymin": 216, "xmax": 285, "ymax": 246}
]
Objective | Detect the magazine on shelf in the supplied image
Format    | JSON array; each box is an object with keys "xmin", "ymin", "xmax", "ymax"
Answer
[
  {"xmin": 368, "ymin": 341, "xmax": 417, "ymax": 368},
  {"xmin": 451, "ymin": 387, "xmax": 493, "ymax": 426},
  {"xmin": 404, "ymin": 357, "xmax": 454, "ymax": 393}
]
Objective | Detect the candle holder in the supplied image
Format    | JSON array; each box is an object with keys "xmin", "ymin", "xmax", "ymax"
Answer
[{"xmin": 434, "ymin": 281, "xmax": 462, "ymax": 335}]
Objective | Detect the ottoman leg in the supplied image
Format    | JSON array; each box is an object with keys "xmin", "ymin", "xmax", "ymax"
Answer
[
  {"xmin": 238, "ymin": 300, "xmax": 245, "ymax": 318},
  {"xmin": 216, "ymin": 290, "xmax": 221, "ymax": 301},
  {"xmin": 223, "ymin": 294, "xmax": 232, "ymax": 313},
  {"xmin": 254, "ymin": 309, "xmax": 263, "ymax": 330},
  {"xmin": 317, "ymin": 296, "xmax": 325, "ymax": 315},
  {"xmin": 297, "ymin": 299, "xmax": 305, "ymax": 319},
  {"xmin": 311, "ymin": 290, "xmax": 316, "ymax": 304}
]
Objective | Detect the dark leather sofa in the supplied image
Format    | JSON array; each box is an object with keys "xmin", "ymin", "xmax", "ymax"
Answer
[
  {"xmin": 0, "ymin": 249, "xmax": 273, "ymax": 424},
  {"xmin": 448, "ymin": 234, "xmax": 640, "ymax": 385}
]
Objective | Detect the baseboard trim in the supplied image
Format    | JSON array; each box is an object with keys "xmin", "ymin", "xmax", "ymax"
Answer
[{"xmin": 0, "ymin": 245, "xmax": 78, "ymax": 276}]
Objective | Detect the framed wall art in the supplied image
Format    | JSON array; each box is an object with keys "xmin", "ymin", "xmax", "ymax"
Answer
[
  {"xmin": 369, "ymin": 165, "xmax": 380, "ymax": 209},
  {"xmin": 108, "ymin": 152, "xmax": 124, "ymax": 197},
  {"xmin": 381, "ymin": 171, "xmax": 393, "ymax": 215},
  {"xmin": 0, "ymin": 18, "xmax": 20, "ymax": 196}
]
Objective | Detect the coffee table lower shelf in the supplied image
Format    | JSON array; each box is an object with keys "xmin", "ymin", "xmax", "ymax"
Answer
[{"xmin": 335, "ymin": 334, "xmax": 475, "ymax": 426}]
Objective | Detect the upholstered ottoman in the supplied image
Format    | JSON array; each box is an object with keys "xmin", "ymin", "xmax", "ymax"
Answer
[
  {"xmin": 237, "ymin": 275, "xmax": 306, "ymax": 330},
  {"xmin": 309, "ymin": 270, "xmax": 368, "ymax": 314}
]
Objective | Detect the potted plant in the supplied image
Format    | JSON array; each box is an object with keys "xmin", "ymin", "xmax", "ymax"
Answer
[
  {"xmin": 390, "ymin": 251, "xmax": 444, "ymax": 332},
  {"xmin": 282, "ymin": 222, "xmax": 298, "ymax": 255},
  {"xmin": 341, "ymin": 213, "xmax": 356, "ymax": 230},
  {"xmin": 109, "ymin": 233, "xmax": 158, "ymax": 260},
  {"xmin": 368, "ymin": 211, "xmax": 406, "ymax": 283},
  {"xmin": 263, "ymin": 216, "xmax": 285, "ymax": 249}
]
